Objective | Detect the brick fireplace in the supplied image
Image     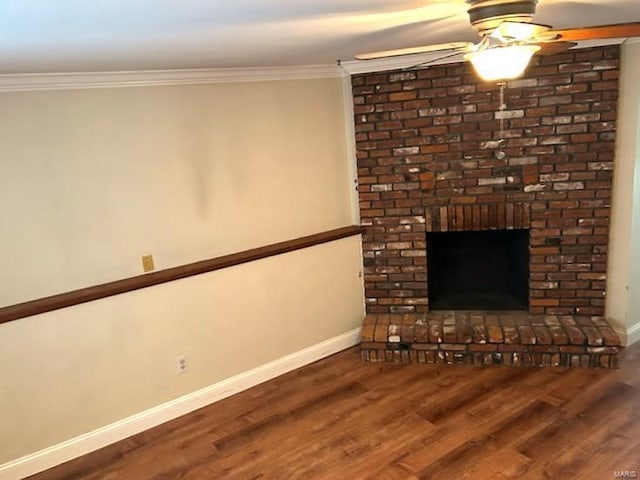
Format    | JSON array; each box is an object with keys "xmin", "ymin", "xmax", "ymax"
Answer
[{"xmin": 353, "ymin": 46, "xmax": 621, "ymax": 367}]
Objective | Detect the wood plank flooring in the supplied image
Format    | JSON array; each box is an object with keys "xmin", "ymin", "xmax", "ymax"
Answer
[{"xmin": 29, "ymin": 342, "xmax": 640, "ymax": 480}]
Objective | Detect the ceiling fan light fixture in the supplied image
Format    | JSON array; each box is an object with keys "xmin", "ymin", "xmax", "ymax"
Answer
[{"xmin": 465, "ymin": 44, "xmax": 540, "ymax": 81}]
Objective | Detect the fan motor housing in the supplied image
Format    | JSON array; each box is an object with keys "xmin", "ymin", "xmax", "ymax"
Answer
[{"xmin": 467, "ymin": 0, "xmax": 539, "ymax": 35}]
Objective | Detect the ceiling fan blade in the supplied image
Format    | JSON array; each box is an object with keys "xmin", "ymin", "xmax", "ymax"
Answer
[
  {"xmin": 355, "ymin": 42, "xmax": 473, "ymax": 60},
  {"xmin": 535, "ymin": 41, "xmax": 577, "ymax": 56},
  {"xmin": 410, "ymin": 49, "xmax": 467, "ymax": 70},
  {"xmin": 549, "ymin": 22, "xmax": 640, "ymax": 42}
]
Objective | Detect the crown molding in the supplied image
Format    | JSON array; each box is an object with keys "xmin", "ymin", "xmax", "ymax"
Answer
[
  {"xmin": 574, "ymin": 38, "xmax": 625, "ymax": 48},
  {"xmin": 0, "ymin": 64, "xmax": 345, "ymax": 92},
  {"xmin": 0, "ymin": 37, "xmax": 628, "ymax": 91},
  {"xmin": 340, "ymin": 39, "xmax": 625, "ymax": 75}
]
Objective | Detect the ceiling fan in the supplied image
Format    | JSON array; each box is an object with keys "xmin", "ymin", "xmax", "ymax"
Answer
[{"xmin": 355, "ymin": 0, "xmax": 640, "ymax": 81}]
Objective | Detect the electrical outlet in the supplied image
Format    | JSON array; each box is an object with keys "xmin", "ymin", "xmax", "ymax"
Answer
[
  {"xmin": 176, "ymin": 355, "xmax": 188, "ymax": 374},
  {"xmin": 141, "ymin": 255, "xmax": 155, "ymax": 272}
]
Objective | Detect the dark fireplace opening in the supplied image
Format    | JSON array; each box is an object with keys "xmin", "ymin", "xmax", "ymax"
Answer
[{"xmin": 427, "ymin": 229, "xmax": 529, "ymax": 311}]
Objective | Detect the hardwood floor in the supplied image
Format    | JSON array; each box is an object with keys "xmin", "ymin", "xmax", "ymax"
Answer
[{"xmin": 29, "ymin": 343, "xmax": 640, "ymax": 480}]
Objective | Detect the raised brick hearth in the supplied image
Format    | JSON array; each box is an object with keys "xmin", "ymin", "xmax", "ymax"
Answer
[
  {"xmin": 352, "ymin": 46, "xmax": 622, "ymax": 366},
  {"xmin": 361, "ymin": 312, "xmax": 621, "ymax": 368}
]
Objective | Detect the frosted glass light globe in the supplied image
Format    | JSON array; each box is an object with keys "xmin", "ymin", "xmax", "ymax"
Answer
[{"xmin": 465, "ymin": 45, "xmax": 541, "ymax": 81}]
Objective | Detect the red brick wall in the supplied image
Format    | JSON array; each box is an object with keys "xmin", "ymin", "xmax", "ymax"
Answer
[{"xmin": 353, "ymin": 46, "xmax": 619, "ymax": 316}]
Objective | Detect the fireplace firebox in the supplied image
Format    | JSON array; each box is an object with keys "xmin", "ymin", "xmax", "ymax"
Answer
[{"xmin": 426, "ymin": 229, "xmax": 529, "ymax": 311}]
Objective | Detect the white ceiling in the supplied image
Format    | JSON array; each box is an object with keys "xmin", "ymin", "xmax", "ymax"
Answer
[{"xmin": 0, "ymin": 0, "xmax": 638, "ymax": 74}]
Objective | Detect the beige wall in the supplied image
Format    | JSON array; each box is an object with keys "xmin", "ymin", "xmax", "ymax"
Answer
[
  {"xmin": 607, "ymin": 40, "xmax": 640, "ymax": 340},
  {"xmin": 0, "ymin": 76, "xmax": 364, "ymax": 465},
  {"xmin": 629, "ymin": 106, "xmax": 640, "ymax": 337},
  {"xmin": 625, "ymin": 41, "xmax": 640, "ymax": 339},
  {"xmin": 0, "ymin": 78, "xmax": 354, "ymax": 306},
  {"xmin": 0, "ymin": 236, "xmax": 363, "ymax": 465}
]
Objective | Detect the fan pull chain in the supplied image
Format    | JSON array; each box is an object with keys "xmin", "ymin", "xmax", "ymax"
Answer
[
  {"xmin": 496, "ymin": 82, "xmax": 507, "ymax": 160},
  {"xmin": 499, "ymin": 81, "xmax": 505, "ymax": 138}
]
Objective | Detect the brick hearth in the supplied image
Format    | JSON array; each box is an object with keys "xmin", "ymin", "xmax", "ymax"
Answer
[
  {"xmin": 352, "ymin": 46, "xmax": 622, "ymax": 366},
  {"xmin": 360, "ymin": 312, "xmax": 621, "ymax": 368}
]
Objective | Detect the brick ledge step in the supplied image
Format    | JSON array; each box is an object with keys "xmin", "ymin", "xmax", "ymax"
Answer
[{"xmin": 360, "ymin": 312, "xmax": 621, "ymax": 368}]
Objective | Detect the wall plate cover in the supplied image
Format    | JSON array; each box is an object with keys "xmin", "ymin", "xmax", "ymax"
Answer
[{"xmin": 141, "ymin": 255, "xmax": 155, "ymax": 272}]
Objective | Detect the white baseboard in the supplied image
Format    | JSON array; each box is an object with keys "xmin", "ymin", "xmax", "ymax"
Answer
[
  {"xmin": 625, "ymin": 322, "xmax": 640, "ymax": 346},
  {"xmin": 613, "ymin": 326, "xmax": 628, "ymax": 346},
  {"xmin": 612, "ymin": 321, "xmax": 640, "ymax": 347},
  {"xmin": 0, "ymin": 328, "xmax": 361, "ymax": 480}
]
